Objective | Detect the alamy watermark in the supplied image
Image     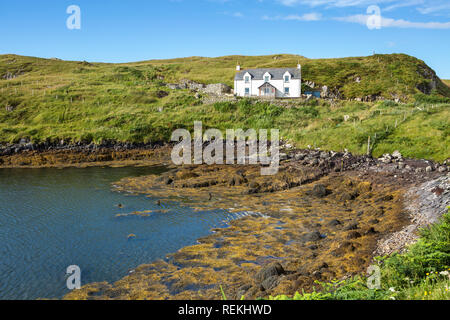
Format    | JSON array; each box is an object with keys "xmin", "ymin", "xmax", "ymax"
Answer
[
  {"xmin": 66, "ymin": 5, "xmax": 81, "ymax": 30},
  {"xmin": 367, "ymin": 265, "xmax": 381, "ymax": 289},
  {"xmin": 366, "ymin": 5, "xmax": 382, "ymax": 30},
  {"xmin": 171, "ymin": 122, "xmax": 280, "ymax": 175},
  {"xmin": 66, "ymin": 265, "xmax": 81, "ymax": 290}
]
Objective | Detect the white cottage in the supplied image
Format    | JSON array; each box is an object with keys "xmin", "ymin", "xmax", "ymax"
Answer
[{"xmin": 234, "ymin": 65, "xmax": 301, "ymax": 98}]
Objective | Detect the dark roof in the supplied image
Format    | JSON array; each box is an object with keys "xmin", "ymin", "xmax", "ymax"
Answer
[{"xmin": 235, "ymin": 68, "xmax": 301, "ymax": 81}]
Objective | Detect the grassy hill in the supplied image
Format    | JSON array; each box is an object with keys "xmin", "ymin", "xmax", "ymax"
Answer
[{"xmin": 0, "ymin": 53, "xmax": 449, "ymax": 161}]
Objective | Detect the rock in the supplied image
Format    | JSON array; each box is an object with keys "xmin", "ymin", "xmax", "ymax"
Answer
[
  {"xmin": 438, "ymin": 166, "xmax": 447, "ymax": 173},
  {"xmin": 365, "ymin": 227, "xmax": 379, "ymax": 235},
  {"xmin": 346, "ymin": 231, "xmax": 362, "ymax": 239},
  {"xmin": 228, "ymin": 175, "xmax": 246, "ymax": 186},
  {"xmin": 201, "ymin": 83, "xmax": 231, "ymax": 95},
  {"xmin": 328, "ymin": 219, "xmax": 341, "ymax": 227},
  {"xmin": 236, "ymin": 284, "xmax": 252, "ymax": 298},
  {"xmin": 319, "ymin": 151, "xmax": 330, "ymax": 159},
  {"xmin": 379, "ymin": 154, "xmax": 392, "ymax": 164},
  {"xmin": 166, "ymin": 83, "xmax": 182, "ymax": 90},
  {"xmin": 155, "ymin": 90, "xmax": 169, "ymax": 98},
  {"xmin": 255, "ymin": 262, "xmax": 285, "ymax": 283},
  {"xmin": 279, "ymin": 153, "xmax": 288, "ymax": 161},
  {"xmin": 398, "ymin": 162, "xmax": 405, "ymax": 170},
  {"xmin": 357, "ymin": 181, "xmax": 372, "ymax": 193},
  {"xmin": 344, "ymin": 222, "xmax": 359, "ymax": 231},
  {"xmin": 261, "ymin": 275, "xmax": 280, "ymax": 291},
  {"xmin": 302, "ymin": 231, "xmax": 323, "ymax": 242},
  {"xmin": 294, "ymin": 153, "xmax": 306, "ymax": 161},
  {"xmin": 392, "ymin": 150, "xmax": 402, "ymax": 159},
  {"xmin": 426, "ymin": 166, "xmax": 433, "ymax": 173},
  {"xmin": 320, "ymin": 86, "xmax": 329, "ymax": 98},
  {"xmin": 416, "ymin": 168, "xmax": 423, "ymax": 173},
  {"xmin": 311, "ymin": 184, "xmax": 328, "ymax": 198}
]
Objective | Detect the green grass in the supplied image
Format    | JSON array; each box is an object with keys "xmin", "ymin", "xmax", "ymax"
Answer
[
  {"xmin": 270, "ymin": 208, "xmax": 450, "ymax": 300},
  {"xmin": 0, "ymin": 54, "xmax": 449, "ymax": 162}
]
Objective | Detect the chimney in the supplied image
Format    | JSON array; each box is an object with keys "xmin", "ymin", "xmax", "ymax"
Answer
[
  {"xmin": 297, "ymin": 63, "xmax": 301, "ymax": 70},
  {"xmin": 236, "ymin": 64, "xmax": 241, "ymax": 71}
]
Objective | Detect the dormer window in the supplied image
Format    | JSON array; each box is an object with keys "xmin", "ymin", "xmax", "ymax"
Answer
[
  {"xmin": 283, "ymin": 71, "xmax": 291, "ymax": 83},
  {"xmin": 245, "ymin": 76, "xmax": 250, "ymax": 83},
  {"xmin": 263, "ymin": 72, "xmax": 271, "ymax": 82}
]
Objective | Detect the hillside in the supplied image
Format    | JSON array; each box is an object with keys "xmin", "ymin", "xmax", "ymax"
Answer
[{"xmin": 0, "ymin": 53, "xmax": 449, "ymax": 161}]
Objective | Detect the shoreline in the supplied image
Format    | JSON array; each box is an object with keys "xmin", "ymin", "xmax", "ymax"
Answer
[
  {"xmin": 2, "ymin": 146, "xmax": 448, "ymax": 299},
  {"xmin": 57, "ymin": 148, "xmax": 449, "ymax": 300}
]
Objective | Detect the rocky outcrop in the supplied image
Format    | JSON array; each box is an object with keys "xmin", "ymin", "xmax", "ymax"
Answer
[
  {"xmin": 201, "ymin": 83, "xmax": 231, "ymax": 95},
  {"xmin": 166, "ymin": 79, "xmax": 231, "ymax": 96},
  {"xmin": 320, "ymin": 85, "xmax": 342, "ymax": 99},
  {"xmin": 375, "ymin": 174, "xmax": 450, "ymax": 256}
]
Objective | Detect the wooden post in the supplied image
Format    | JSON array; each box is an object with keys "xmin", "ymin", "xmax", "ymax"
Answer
[{"xmin": 367, "ymin": 136, "xmax": 371, "ymax": 156}]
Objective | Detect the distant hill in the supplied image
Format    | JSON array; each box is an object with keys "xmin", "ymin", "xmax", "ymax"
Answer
[
  {"xmin": 1, "ymin": 53, "xmax": 449, "ymax": 101},
  {"xmin": 0, "ymin": 54, "xmax": 449, "ymax": 161}
]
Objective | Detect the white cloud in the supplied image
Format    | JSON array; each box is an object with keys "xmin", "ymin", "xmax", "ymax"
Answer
[
  {"xmin": 335, "ymin": 14, "xmax": 450, "ymax": 29},
  {"xmin": 417, "ymin": 3, "xmax": 450, "ymax": 14},
  {"xmin": 277, "ymin": 0, "xmax": 450, "ymax": 15},
  {"xmin": 277, "ymin": 0, "xmax": 396, "ymax": 8},
  {"xmin": 263, "ymin": 12, "xmax": 322, "ymax": 21}
]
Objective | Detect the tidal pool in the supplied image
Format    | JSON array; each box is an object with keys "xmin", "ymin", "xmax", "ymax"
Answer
[{"xmin": 0, "ymin": 166, "xmax": 241, "ymax": 300}]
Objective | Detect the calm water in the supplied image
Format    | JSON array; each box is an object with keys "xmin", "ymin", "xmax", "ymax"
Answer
[{"xmin": 0, "ymin": 166, "xmax": 241, "ymax": 300}]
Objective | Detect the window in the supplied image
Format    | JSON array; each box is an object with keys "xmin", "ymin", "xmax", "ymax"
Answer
[
  {"xmin": 245, "ymin": 76, "xmax": 250, "ymax": 83},
  {"xmin": 284, "ymin": 87, "xmax": 290, "ymax": 95},
  {"xmin": 264, "ymin": 87, "xmax": 271, "ymax": 95},
  {"xmin": 245, "ymin": 88, "xmax": 250, "ymax": 95},
  {"xmin": 284, "ymin": 75, "xmax": 290, "ymax": 83},
  {"xmin": 264, "ymin": 76, "xmax": 270, "ymax": 82}
]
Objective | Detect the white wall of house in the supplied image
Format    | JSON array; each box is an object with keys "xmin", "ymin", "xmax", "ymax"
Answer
[{"xmin": 234, "ymin": 72, "xmax": 301, "ymax": 98}]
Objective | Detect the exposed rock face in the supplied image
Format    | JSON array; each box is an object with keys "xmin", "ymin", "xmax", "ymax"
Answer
[
  {"xmin": 374, "ymin": 175, "xmax": 450, "ymax": 256},
  {"xmin": 201, "ymin": 83, "xmax": 231, "ymax": 95},
  {"xmin": 166, "ymin": 80, "xmax": 231, "ymax": 96},
  {"xmin": 416, "ymin": 65, "xmax": 439, "ymax": 94},
  {"xmin": 255, "ymin": 262, "xmax": 285, "ymax": 283},
  {"xmin": 320, "ymin": 85, "xmax": 342, "ymax": 99}
]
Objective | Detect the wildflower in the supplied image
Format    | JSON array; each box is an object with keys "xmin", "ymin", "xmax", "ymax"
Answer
[
  {"xmin": 389, "ymin": 287, "xmax": 396, "ymax": 293},
  {"xmin": 424, "ymin": 292, "xmax": 427, "ymax": 296},
  {"xmin": 439, "ymin": 271, "xmax": 449, "ymax": 276},
  {"xmin": 426, "ymin": 273, "xmax": 429, "ymax": 276}
]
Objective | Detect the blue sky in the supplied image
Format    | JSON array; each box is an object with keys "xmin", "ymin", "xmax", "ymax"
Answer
[{"xmin": 1, "ymin": 0, "xmax": 449, "ymax": 77}]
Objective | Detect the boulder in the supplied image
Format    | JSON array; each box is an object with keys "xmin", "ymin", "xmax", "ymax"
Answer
[
  {"xmin": 311, "ymin": 184, "xmax": 328, "ymax": 198},
  {"xmin": 255, "ymin": 262, "xmax": 285, "ymax": 283},
  {"xmin": 201, "ymin": 83, "xmax": 231, "ymax": 95},
  {"xmin": 261, "ymin": 276, "xmax": 280, "ymax": 291},
  {"xmin": 392, "ymin": 150, "xmax": 402, "ymax": 159},
  {"xmin": 302, "ymin": 231, "xmax": 322, "ymax": 242}
]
